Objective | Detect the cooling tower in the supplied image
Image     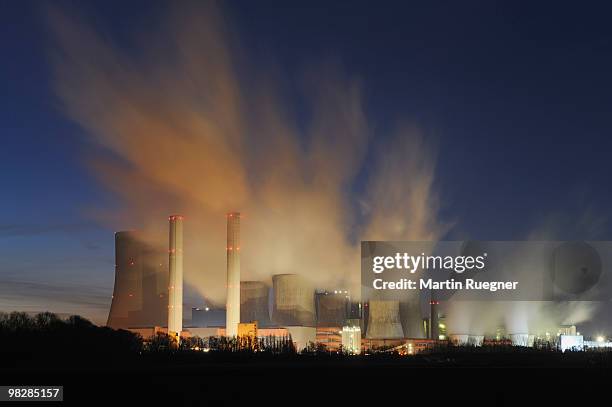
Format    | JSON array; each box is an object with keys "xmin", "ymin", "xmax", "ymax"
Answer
[
  {"xmin": 139, "ymin": 244, "xmax": 168, "ymax": 327},
  {"xmin": 450, "ymin": 334, "xmax": 469, "ymax": 345},
  {"xmin": 400, "ymin": 293, "xmax": 423, "ymax": 338},
  {"xmin": 107, "ymin": 231, "xmax": 168, "ymax": 329},
  {"xmin": 226, "ymin": 212, "xmax": 240, "ymax": 336},
  {"xmin": 365, "ymin": 300, "xmax": 404, "ymax": 339},
  {"xmin": 168, "ymin": 215, "xmax": 184, "ymax": 337},
  {"xmin": 240, "ymin": 281, "xmax": 270, "ymax": 326},
  {"xmin": 107, "ymin": 231, "xmax": 143, "ymax": 329},
  {"xmin": 272, "ymin": 274, "xmax": 315, "ymax": 327}
]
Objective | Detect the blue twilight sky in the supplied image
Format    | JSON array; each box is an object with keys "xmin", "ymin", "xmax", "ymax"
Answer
[{"xmin": 2, "ymin": 0, "xmax": 612, "ymax": 323}]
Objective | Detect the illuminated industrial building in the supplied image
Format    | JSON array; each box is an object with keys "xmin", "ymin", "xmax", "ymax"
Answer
[
  {"xmin": 315, "ymin": 327, "xmax": 342, "ymax": 351},
  {"xmin": 168, "ymin": 215, "xmax": 184, "ymax": 339},
  {"xmin": 341, "ymin": 326, "xmax": 361, "ymax": 354},
  {"xmin": 238, "ymin": 322, "xmax": 257, "ymax": 339},
  {"xmin": 438, "ymin": 315, "xmax": 447, "ymax": 340},
  {"xmin": 226, "ymin": 212, "xmax": 240, "ymax": 337},
  {"xmin": 584, "ymin": 338, "xmax": 612, "ymax": 349},
  {"xmin": 559, "ymin": 335, "xmax": 584, "ymax": 352}
]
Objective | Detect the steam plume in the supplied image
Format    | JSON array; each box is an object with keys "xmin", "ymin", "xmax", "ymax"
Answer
[{"xmin": 48, "ymin": 1, "xmax": 446, "ymax": 304}]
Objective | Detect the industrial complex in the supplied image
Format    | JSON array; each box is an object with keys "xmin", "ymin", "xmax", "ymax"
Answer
[{"xmin": 107, "ymin": 214, "xmax": 610, "ymax": 355}]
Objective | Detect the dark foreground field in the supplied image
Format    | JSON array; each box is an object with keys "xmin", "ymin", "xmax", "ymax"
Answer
[
  {"xmin": 1, "ymin": 350, "xmax": 611, "ymax": 406},
  {"xmin": 1, "ymin": 313, "xmax": 609, "ymax": 406}
]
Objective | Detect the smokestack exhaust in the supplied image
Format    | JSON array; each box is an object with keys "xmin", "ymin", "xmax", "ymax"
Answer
[
  {"xmin": 168, "ymin": 215, "xmax": 184, "ymax": 339},
  {"xmin": 226, "ymin": 212, "xmax": 240, "ymax": 337}
]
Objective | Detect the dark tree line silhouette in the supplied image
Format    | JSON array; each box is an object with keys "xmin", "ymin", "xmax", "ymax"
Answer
[
  {"xmin": 0, "ymin": 312, "xmax": 142, "ymax": 368},
  {"xmin": 0, "ymin": 312, "xmax": 303, "ymax": 369},
  {"xmin": 4, "ymin": 311, "xmax": 612, "ymax": 370}
]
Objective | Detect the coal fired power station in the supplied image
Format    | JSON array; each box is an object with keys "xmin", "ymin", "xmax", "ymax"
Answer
[
  {"xmin": 104, "ymin": 213, "xmax": 596, "ymax": 356},
  {"xmin": 104, "ymin": 214, "xmax": 587, "ymax": 356},
  {"xmin": 168, "ymin": 215, "xmax": 184, "ymax": 339},
  {"xmin": 226, "ymin": 212, "xmax": 241, "ymax": 337}
]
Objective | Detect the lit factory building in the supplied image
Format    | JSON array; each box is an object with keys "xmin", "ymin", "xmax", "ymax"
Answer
[{"xmin": 107, "ymin": 214, "xmax": 608, "ymax": 355}]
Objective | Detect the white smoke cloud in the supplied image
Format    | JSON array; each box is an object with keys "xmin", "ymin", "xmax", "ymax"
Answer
[{"xmin": 48, "ymin": 1, "xmax": 446, "ymax": 306}]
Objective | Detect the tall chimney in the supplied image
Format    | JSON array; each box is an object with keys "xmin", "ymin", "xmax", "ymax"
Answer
[
  {"xmin": 430, "ymin": 298, "xmax": 440, "ymax": 340},
  {"xmin": 226, "ymin": 212, "xmax": 240, "ymax": 337},
  {"xmin": 168, "ymin": 215, "xmax": 184, "ymax": 339}
]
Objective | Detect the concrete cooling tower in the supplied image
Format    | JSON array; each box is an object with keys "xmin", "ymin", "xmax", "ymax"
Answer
[
  {"xmin": 133, "ymin": 245, "xmax": 168, "ymax": 327},
  {"xmin": 107, "ymin": 231, "xmax": 168, "ymax": 329},
  {"xmin": 365, "ymin": 300, "xmax": 404, "ymax": 339},
  {"xmin": 107, "ymin": 231, "xmax": 142, "ymax": 329},
  {"xmin": 272, "ymin": 274, "xmax": 315, "ymax": 327},
  {"xmin": 240, "ymin": 281, "xmax": 270, "ymax": 326},
  {"xmin": 400, "ymin": 293, "xmax": 423, "ymax": 338}
]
